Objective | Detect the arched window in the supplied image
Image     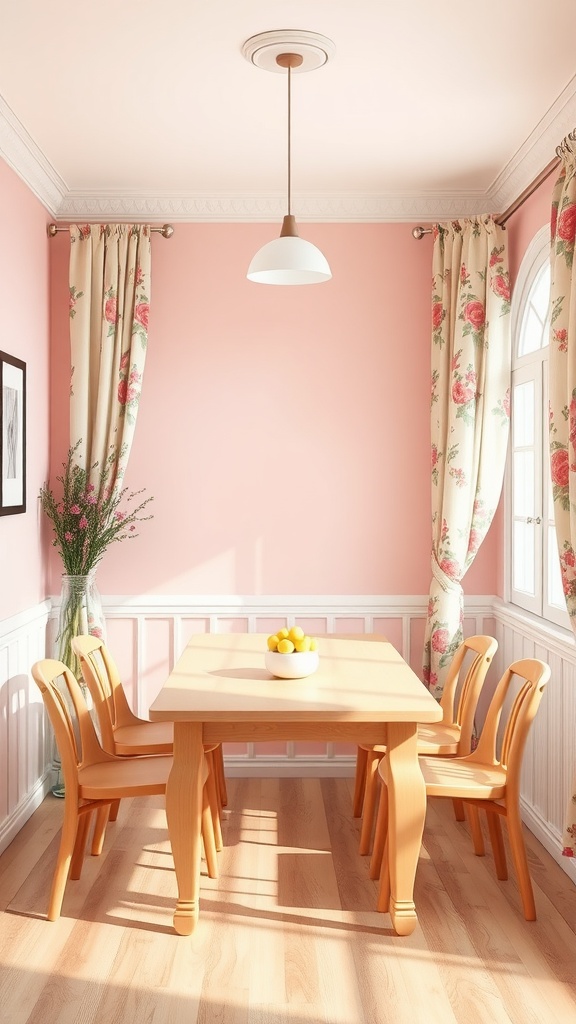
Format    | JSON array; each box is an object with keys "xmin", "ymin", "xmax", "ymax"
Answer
[{"xmin": 508, "ymin": 224, "xmax": 568, "ymax": 626}]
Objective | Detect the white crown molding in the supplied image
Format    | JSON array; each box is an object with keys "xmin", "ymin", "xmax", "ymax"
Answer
[
  {"xmin": 0, "ymin": 95, "xmax": 66, "ymax": 216},
  {"xmin": 54, "ymin": 189, "xmax": 492, "ymax": 223},
  {"xmin": 489, "ymin": 74, "xmax": 576, "ymax": 213},
  {"xmin": 2, "ymin": 79, "xmax": 576, "ymax": 223}
]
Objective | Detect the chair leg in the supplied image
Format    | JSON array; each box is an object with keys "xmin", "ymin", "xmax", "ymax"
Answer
[
  {"xmin": 201, "ymin": 788, "xmax": 219, "ymax": 879},
  {"xmin": 353, "ymin": 746, "xmax": 368, "ymax": 817},
  {"xmin": 359, "ymin": 751, "xmax": 384, "ymax": 855},
  {"xmin": 70, "ymin": 810, "xmax": 92, "ymax": 880},
  {"xmin": 370, "ymin": 776, "xmax": 388, "ymax": 881},
  {"xmin": 467, "ymin": 804, "xmax": 486, "ymax": 856},
  {"xmin": 506, "ymin": 803, "xmax": 537, "ymax": 921},
  {"xmin": 91, "ymin": 804, "xmax": 111, "ymax": 856},
  {"xmin": 377, "ymin": 834, "xmax": 391, "ymax": 913},
  {"xmin": 108, "ymin": 799, "xmax": 121, "ymax": 822},
  {"xmin": 373, "ymin": 783, "xmax": 391, "ymax": 915},
  {"xmin": 206, "ymin": 752, "xmax": 223, "ymax": 852},
  {"xmin": 47, "ymin": 802, "xmax": 80, "ymax": 921},
  {"xmin": 452, "ymin": 797, "xmax": 466, "ymax": 821},
  {"xmin": 486, "ymin": 808, "xmax": 508, "ymax": 880},
  {"xmin": 214, "ymin": 744, "xmax": 228, "ymax": 807}
]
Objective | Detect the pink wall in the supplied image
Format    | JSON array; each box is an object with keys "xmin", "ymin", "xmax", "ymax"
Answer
[
  {"xmin": 507, "ymin": 175, "xmax": 552, "ymax": 282},
  {"xmin": 0, "ymin": 159, "xmax": 51, "ymax": 620},
  {"xmin": 49, "ymin": 221, "xmax": 501, "ymax": 598}
]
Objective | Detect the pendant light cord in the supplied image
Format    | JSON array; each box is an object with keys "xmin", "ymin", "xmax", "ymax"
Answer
[{"xmin": 287, "ymin": 65, "xmax": 292, "ymax": 217}]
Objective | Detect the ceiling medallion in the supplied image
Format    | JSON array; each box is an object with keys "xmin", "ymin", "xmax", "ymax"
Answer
[{"xmin": 242, "ymin": 30, "xmax": 335, "ymax": 74}]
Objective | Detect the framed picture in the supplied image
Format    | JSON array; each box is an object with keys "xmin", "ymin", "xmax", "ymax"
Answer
[{"xmin": 0, "ymin": 351, "xmax": 26, "ymax": 515}]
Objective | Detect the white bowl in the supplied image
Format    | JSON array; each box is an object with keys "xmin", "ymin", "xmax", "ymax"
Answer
[{"xmin": 265, "ymin": 649, "xmax": 319, "ymax": 679}]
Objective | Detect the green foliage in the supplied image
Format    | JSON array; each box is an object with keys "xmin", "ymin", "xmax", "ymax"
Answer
[{"xmin": 40, "ymin": 441, "xmax": 153, "ymax": 575}]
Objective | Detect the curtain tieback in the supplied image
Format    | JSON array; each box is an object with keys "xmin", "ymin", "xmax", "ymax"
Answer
[{"xmin": 431, "ymin": 555, "xmax": 463, "ymax": 596}]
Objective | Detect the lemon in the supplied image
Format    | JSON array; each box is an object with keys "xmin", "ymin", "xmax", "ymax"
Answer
[
  {"xmin": 288, "ymin": 626, "xmax": 304, "ymax": 642},
  {"xmin": 309, "ymin": 638, "xmax": 318, "ymax": 651},
  {"xmin": 277, "ymin": 627, "xmax": 289, "ymax": 640},
  {"xmin": 294, "ymin": 635, "xmax": 311, "ymax": 652},
  {"xmin": 267, "ymin": 634, "xmax": 279, "ymax": 651},
  {"xmin": 277, "ymin": 638, "xmax": 295, "ymax": 654}
]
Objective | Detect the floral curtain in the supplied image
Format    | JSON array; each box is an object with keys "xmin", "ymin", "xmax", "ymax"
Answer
[
  {"xmin": 549, "ymin": 138, "xmax": 576, "ymax": 857},
  {"xmin": 423, "ymin": 217, "xmax": 511, "ymax": 698},
  {"xmin": 68, "ymin": 223, "xmax": 151, "ymax": 494}
]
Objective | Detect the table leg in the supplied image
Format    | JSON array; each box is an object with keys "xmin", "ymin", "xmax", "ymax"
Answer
[
  {"xmin": 385, "ymin": 721, "xmax": 426, "ymax": 936},
  {"xmin": 165, "ymin": 721, "xmax": 204, "ymax": 935}
]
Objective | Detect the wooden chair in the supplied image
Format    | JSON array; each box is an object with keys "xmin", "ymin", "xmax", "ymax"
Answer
[
  {"xmin": 71, "ymin": 634, "xmax": 227, "ymax": 849},
  {"xmin": 31, "ymin": 658, "xmax": 218, "ymax": 922},
  {"xmin": 370, "ymin": 657, "xmax": 551, "ymax": 921},
  {"xmin": 357, "ymin": 634, "xmax": 498, "ymax": 855}
]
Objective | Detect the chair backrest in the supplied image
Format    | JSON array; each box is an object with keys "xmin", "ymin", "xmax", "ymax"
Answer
[
  {"xmin": 31, "ymin": 658, "xmax": 113, "ymax": 792},
  {"xmin": 467, "ymin": 657, "xmax": 550, "ymax": 782},
  {"xmin": 439, "ymin": 635, "xmax": 498, "ymax": 754},
  {"xmin": 71, "ymin": 635, "xmax": 136, "ymax": 754}
]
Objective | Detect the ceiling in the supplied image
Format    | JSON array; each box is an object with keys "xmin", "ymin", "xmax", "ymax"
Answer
[{"xmin": 1, "ymin": 0, "xmax": 576, "ymax": 223}]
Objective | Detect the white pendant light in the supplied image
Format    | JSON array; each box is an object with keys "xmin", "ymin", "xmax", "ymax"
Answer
[{"xmin": 244, "ymin": 32, "xmax": 334, "ymax": 286}]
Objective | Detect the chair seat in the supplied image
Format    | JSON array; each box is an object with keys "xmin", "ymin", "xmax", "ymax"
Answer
[
  {"xmin": 113, "ymin": 720, "xmax": 174, "ymax": 755},
  {"xmin": 78, "ymin": 754, "xmax": 173, "ymax": 799},
  {"xmin": 360, "ymin": 722, "xmax": 461, "ymax": 759},
  {"xmin": 418, "ymin": 755, "xmax": 507, "ymax": 800},
  {"xmin": 417, "ymin": 722, "xmax": 460, "ymax": 755}
]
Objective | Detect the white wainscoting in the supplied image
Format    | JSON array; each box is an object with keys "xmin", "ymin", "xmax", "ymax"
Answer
[
  {"xmin": 0, "ymin": 600, "xmax": 52, "ymax": 855},
  {"xmin": 490, "ymin": 599, "xmax": 576, "ymax": 884},
  {"xmin": 3, "ymin": 593, "xmax": 575, "ymax": 886}
]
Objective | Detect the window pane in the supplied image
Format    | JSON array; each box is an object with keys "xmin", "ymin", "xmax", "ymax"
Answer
[
  {"xmin": 512, "ymin": 380, "xmax": 535, "ymax": 446},
  {"xmin": 520, "ymin": 307, "xmax": 545, "ymax": 356},
  {"xmin": 513, "ymin": 521, "xmax": 535, "ymax": 594},
  {"xmin": 532, "ymin": 264, "xmax": 551, "ymax": 326},
  {"xmin": 513, "ymin": 452, "xmax": 535, "ymax": 516},
  {"xmin": 518, "ymin": 263, "xmax": 551, "ymax": 357}
]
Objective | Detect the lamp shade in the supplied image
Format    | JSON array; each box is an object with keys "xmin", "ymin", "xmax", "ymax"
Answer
[{"xmin": 247, "ymin": 234, "xmax": 332, "ymax": 285}]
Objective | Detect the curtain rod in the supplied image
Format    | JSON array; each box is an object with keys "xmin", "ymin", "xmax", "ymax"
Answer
[
  {"xmin": 47, "ymin": 223, "xmax": 174, "ymax": 238},
  {"xmin": 411, "ymin": 156, "xmax": 560, "ymax": 239}
]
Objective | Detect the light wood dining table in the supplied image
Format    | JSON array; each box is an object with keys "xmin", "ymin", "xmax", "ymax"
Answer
[{"xmin": 149, "ymin": 632, "xmax": 442, "ymax": 937}]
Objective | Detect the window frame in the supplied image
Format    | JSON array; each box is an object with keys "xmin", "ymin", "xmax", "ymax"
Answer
[{"xmin": 505, "ymin": 223, "xmax": 570, "ymax": 629}]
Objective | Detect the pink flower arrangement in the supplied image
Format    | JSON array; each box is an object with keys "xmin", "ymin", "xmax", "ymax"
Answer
[{"xmin": 40, "ymin": 441, "xmax": 153, "ymax": 575}]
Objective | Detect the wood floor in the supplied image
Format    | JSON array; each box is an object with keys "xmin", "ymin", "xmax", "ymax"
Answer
[{"xmin": 1, "ymin": 777, "xmax": 576, "ymax": 1024}]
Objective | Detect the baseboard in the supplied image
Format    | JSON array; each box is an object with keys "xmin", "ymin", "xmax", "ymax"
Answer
[
  {"xmin": 521, "ymin": 796, "xmax": 576, "ymax": 885},
  {"xmin": 223, "ymin": 755, "xmax": 357, "ymax": 778},
  {"xmin": 0, "ymin": 770, "xmax": 53, "ymax": 856}
]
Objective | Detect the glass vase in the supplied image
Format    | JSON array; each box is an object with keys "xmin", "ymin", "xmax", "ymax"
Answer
[
  {"xmin": 56, "ymin": 572, "xmax": 105, "ymax": 679},
  {"xmin": 52, "ymin": 573, "xmax": 105, "ymax": 798}
]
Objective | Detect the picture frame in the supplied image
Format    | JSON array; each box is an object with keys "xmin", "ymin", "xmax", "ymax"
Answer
[{"xmin": 0, "ymin": 351, "xmax": 26, "ymax": 515}]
